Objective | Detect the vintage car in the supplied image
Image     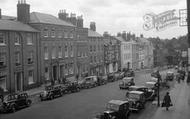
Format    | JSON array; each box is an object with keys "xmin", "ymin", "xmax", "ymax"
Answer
[
  {"xmin": 119, "ymin": 77, "xmax": 135, "ymax": 89},
  {"xmin": 83, "ymin": 76, "xmax": 98, "ymax": 88},
  {"xmin": 107, "ymin": 73, "xmax": 116, "ymax": 82},
  {"xmin": 126, "ymin": 91, "xmax": 146, "ymax": 112},
  {"xmin": 97, "ymin": 76, "xmax": 108, "ymax": 86},
  {"xmin": 94, "ymin": 100, "xmax": 130, "ymax": 119},
  {"xmin": 151, "ymin": 71, "xmax": 158, "ymax": 78},
  {"xmin": 65, "ymin": 81, "xmax": 80, "ymax": 93},
  {"xmin": 124, "ymin": 70, "xmax": 135, "ymax": 77},
  {"xmin": 1, "ymin": 93, "xmax": 32, "ymax": 113},
  {"xmin": 128, "ymin": 85, "xmax": 156, "ymax": 101},
  {"xmin": 114, "ymin": 72, "xmax": 124, "ymax": 81},
  {"xmin": 40, "ymin": 84, "xmax": 65, "ymax": 101},
  {"xmin": 166, "ymin": 71, "xmax": 174, "ymax": 81}
]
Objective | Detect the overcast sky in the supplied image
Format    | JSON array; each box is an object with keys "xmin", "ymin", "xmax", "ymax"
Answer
[{"xmin": 0, "ymin": 0, "xmax": 187, "ymax": 39}]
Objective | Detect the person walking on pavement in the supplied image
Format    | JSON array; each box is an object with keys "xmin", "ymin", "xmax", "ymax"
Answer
[{"xmin": 163, "ymin": 92, "xmax": 172, "ymax": 111}]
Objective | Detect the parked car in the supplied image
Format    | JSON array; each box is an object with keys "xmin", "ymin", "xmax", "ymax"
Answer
[
  {"xmin": 65, "ymin": 81, "xmax": 80, "ymax": 93},
  {"xmin": 126, "ymin": 91, "xmax": 145, "ymax": 112},
  {"xmin": 166, "ymin": 71, "xmax": 174, "ymax": 81},
  {"xmin": 124, "ymin": 70, "xmax": 135, "ymax": 77},
  {"xmin": 119, "ymin": 77, "xmax": 135, "ymax": 89},
  {"xmin": 107, "ymin": 73, "xmax": 116, "ymax": 82},
  {"xmin": 1, "ymin": 92, "xmax": 32, "ymax": 113},
  {"xmin": 94, "ymin": 100, "xmax": 130, "ymax": 119},
  {"xmin": 128, "ymin": 85, "xmax": 156, "ymax": 101},
  {"xmin": 97, "ymin": 76, "xmax": 107, "ymax": 86},
  {"xmin": 40, "ymin": 84, "xmax": 64, "ymax": 101},
  {"xmin": 114, "ymin": 72, "xmax": 124, "ymax": 81},
  {"xmin": 151, "ymin": 71, "xmax": 158, "ymax": 78},
  {"xmin": 83, "ymin": 76, "xmax": 98, "ymax": 88},
  {"xmin": 77, "ymin": 79, "xmax": 86, "ymax": 89}
]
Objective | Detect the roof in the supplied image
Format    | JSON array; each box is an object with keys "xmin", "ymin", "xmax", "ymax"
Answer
[
  {"xmin": 88, "ymin": 29, "xmax": 102, "ymax": 37},
  {"xmin": 1, "ymin": 15, "xmax": 16, "ymax": 20},
  {"xmin": 0, "ymin": 19, "xmax": 38, "ymax": 32},
  {"xmin": 108, "ymin": 100, "xmax": 128, "ymax": 105},
  {"xmin": 129, "ymin": 91, "xmax": 144, "ymax": 94},
  {"xmin": 30, "ymin": 12, "xmax": 74, "ymax": 27},
  {"xmin": 129, "ymin": 85, "xmax": 146, "ymax": 89}
]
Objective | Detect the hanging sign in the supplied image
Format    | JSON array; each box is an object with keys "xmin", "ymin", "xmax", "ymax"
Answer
[{"xmin": 143, "ymin": 9, "xmax": 179, "ymax": 31}]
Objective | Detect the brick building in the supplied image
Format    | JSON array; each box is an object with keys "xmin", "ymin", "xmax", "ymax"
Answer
[
  {"xmin": 88, "ymin": 22, "xmax": 104, "ymax": 76},
  {"xmin": 0, "ymin": 4, "xmax": 40, "ymax": 93},
  {"xmin": 103, "ymin": 32, "xmax": 120, "ymax": 74}
]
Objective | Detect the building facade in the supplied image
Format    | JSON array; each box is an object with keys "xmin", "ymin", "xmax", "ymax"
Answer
[
  {"xmin": 137, "ymin": 35, "xmax": 154, "ymax": 69},
  {"xmin": 103, "ymin": 32, "xmax": 120, "ymax": 74},
  {"xmin": 0, "ymin": 4, "xmax": 40, "ymax": 93},
  {"xmin": 88, "ymin": 22, "xmax": 104, "ymax": 76}
]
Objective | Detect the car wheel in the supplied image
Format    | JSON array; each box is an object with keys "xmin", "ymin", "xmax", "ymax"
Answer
[
  {"xmin": 50, "ymin": 95, "xmax": 54, "ymax": 100},
  {"xmin": 11, "ymin": 105, "xmax": 16, "ymax": 113},
  {"xmin": 27, "ymin": 100, "xmax": 32, "ymax": 107}
]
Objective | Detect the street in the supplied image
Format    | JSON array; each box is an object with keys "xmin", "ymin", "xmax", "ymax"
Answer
[{"xmin": 0, "ymin": 69, "xmax": 174, "ymax": 119}]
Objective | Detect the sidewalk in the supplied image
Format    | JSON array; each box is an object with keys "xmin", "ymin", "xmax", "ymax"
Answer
[{"xmin": 152, "ymin": 81, "xmax": 190, "ymax": 119}]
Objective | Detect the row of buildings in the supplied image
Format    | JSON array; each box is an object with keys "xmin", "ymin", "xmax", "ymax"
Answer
[{"xmin": 0, "ymin": 1, "xmax": 153, "ymax": 93}]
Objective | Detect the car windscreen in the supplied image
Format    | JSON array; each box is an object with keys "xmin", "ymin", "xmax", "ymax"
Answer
[
  {"xmin": 128, "ymin": 93, "xmax": 140, "ymax": 100},
  {"xmin": 107, "ymin": 103, "xmax": 119, "ymax": 111}
]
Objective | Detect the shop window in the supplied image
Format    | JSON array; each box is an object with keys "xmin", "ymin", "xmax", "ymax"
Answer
[{"xmin": 28, "ymin": 70, "xmax": 34, "ymax": 84}]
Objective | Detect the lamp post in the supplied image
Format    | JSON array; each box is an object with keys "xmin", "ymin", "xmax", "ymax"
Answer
[
  {"xmin": 187, "ymin": 0, "xmax": 190, "ymax": 80},
  {"xmin": 156, "ymin": 71, "xmax": 161, "ymax": 107}
]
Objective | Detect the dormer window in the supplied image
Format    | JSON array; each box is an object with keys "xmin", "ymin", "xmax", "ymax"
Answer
[
  {"xmin": 0, "ymin": 32, "xmax": 6, "ymax": 45},
  {"xmin": 43, "ymin": 28, "xmax": 48, "ymax": 37},
  {"xmin": 51, "ymin": 29, "xmax": 55, "ymax": 38},
  {"xmin": 15, "ymin": 33, "xmax": 21, "ymax": 45}
]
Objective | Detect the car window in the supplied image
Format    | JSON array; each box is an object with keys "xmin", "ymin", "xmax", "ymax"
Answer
[{"xmin": 128, "ymin": 93, "xmax": 140, "ymax": 100}]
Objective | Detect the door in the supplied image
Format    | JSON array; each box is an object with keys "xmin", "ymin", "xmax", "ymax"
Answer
[
  {"xmin": 52, "ymin": 66, "xmax": 57, "ymax": 81},
  {"xmin": 15, "ymin": 72, "xmax": 22, "ymax": 92}
]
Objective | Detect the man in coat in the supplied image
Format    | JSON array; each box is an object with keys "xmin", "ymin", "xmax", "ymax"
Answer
[{"xmin": 163, "ymin": 92, "xmax": 172, "ymax": 111}]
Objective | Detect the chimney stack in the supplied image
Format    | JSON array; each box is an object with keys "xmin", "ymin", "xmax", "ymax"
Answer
[
  {"xmin": 58, "ymin": 9, "xmax": 68, "ymax": 21},
  {"xmin": 0, "ymin": 9, "xmax": 1, "ymax": 19},
  {"xmin": 90, "ymin": 22, "xmax": 96, "ymax": 31},
  {"xmin": 17, "ymin": 0, "xmax": 30, "ymax": 24},
  {"xmin": 122, "ymin": 31, "xmax": 127, "ymax": 40},
  {"xmin": 69, "ymin": 13, "xmax": 77, "ymax": 25},
  {"xmin": 140, "ymin": 34, "xmax": 144, "ymax": 38},
  {"xmin": 77, "ymin": 15, "xmax": 83, "ymax": 27}
]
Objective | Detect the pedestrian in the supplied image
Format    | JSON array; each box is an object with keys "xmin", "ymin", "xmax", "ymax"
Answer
[
  {"xmin": 162, "ymin": 92, "xmax": 172, "ymax": 111},
  {"xmin": 187, "ymin": 71, "xmax": 190, "ymax": 83}
]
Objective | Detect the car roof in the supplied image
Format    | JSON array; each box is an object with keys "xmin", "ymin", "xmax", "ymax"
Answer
[
  {"xmin": 129, "ymin": 85, "xmax": 146, "ymax": 89},
  {"xmin": 123, "ymin": 77, "xmax": 133, "ymax": 80},
  {"xmin": 146, "ymin": 81, "xmax": 156, "ymax": 85},
  {"xmin": 129, "ymin": 91, "xmax": 144, "ymax": 94},
  {"xmin": 108, "ymin": 100, "xmax": 128, "ymax": 105}
]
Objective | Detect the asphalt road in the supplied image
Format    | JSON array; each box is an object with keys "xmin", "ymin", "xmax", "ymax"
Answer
[{"xmin": 0, "ymin": 69, "xmax": 171, "ymax": 119}]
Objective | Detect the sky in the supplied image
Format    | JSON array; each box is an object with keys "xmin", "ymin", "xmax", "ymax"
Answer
[{"xmin": 0, "ymin": 0, "xmax": 188, "ymax": 39}]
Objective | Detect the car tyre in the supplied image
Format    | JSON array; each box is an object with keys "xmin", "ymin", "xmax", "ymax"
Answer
[
  {"xmin": 50, "ymin": 95, "xmax": 54, "ymax": 100},
  {"xmin": 27, "ymin": 100, "xmax": 32, "ymax": 107},
  {"xmin": 11, "ymin": 105, "xmax": 16, "ymax": 113}
]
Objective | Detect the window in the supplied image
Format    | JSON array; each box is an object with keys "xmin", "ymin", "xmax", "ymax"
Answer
[
  {"xmin": 51, "ymin": 29, "xmax": 55, "ymax": 37},
  {"xmin": 26, "ymin": 33, "xmax": 33, "ymax": 45},
  {"xmin": 90, "ymin": 45, "xmax": 92, "ymax": 52},
  {"xmin": 0, "ymin": 76, "xmax": 7, "ymax": 91},
  {"xmin": 70, "ymin": 43, "xmax": 74, "ymax": 57},
  {"xmin": 44, "ymin": 67, "xmax": 49, "ymax": 80},
  {"xmin": 28, "ymin": 70, "xmax": 34, "ymax": 84},
  {"xmin": 65, "ymin": 44, "xmax": 68, "ymax": 57},
  {"xmin": 58, "ymin": 31, "xmax": 62, "ymax": 38},
  {"xmin": 0, "ymin": 32, "xmax": 5, "ymax": 45},
  {"xmin": 52, "ymin": 46, "xmax": 56, "ymax": 59},
  {"xmin": 15, "ymin": 52, "xmax": 20, "ymax": 66},
  {"xmin": 58, "ymin": 46, "xmax": 62, "ymax": 58},
  {"xmin": 0, "ymin": 52, "xmax": 6, "ymax": 67},
  {"xmin": 94, "ymin": 56, "xmax": 96, "ymax": 63},
  {"xmin": 69, "ymin": 63, "xmax": 74, "ymax": 74},
  {"xmin": 94, "ymin": 45, "xmax": 96, "ymax": 52},
  {"xmin": 15, "ymin": 33, "xmax": 21, "ymax": 45},
  {"xmin": 44, "ymin": 46, "xmax": 49, "ymax": 60},
  {"xmin": 65, "ymin": 64, "xmax": 68, "ymax": 75},
  {"xmin": 43, "ymin": 28, "xmax": 48, "ymax": 37},
  {"xmin": 64, "ymin": 32, "xmax": 68, "ymax": 38},
  {"xmin": 28, "ymin": 51, "xmax": 34, "ymax": 64},
  {"xmin": 69, "ymin": 32, "xmax": 74, "ymax": 38}
]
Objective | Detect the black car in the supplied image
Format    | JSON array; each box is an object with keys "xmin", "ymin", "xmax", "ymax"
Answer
[
  {"xmin": 40, "ymin": 84, "xmax": 64, "ymax": 101},
  {"xmin": 107, "ymin": 73, "xmax": 115, "ymax": 82},
  {"xmin": 65, "ymin": 82, "xmax": 80, "ymax": 93},
  {"xmin": 128, "ymin": 85, "xmax": 156, "ymax": 101},
  {"xmin": 1, "ymin": 93, "xmax": 32, "ymax": 113},
  {"xmin": 126, "ymin": 91, "xmax": 146, "ymax": 112},
  {"xmin": 94, "ymin": 100, "xmax": 130, "ymax": 119}
]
